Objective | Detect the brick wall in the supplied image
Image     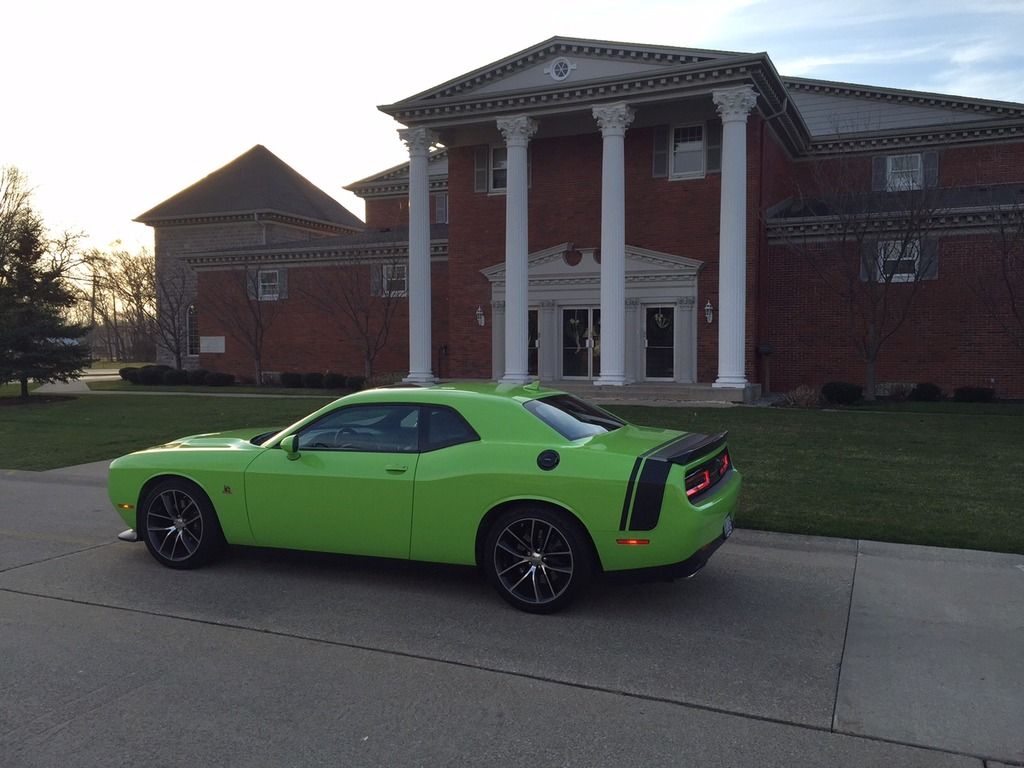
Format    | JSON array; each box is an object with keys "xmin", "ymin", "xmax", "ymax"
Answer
[
  {"xmin": 197, "ymin": 261, "xmax": 448, "ymax": 382},
  {"xmin": 364, "ymin": 194, "xmax": 447, "ymax": 229},
  {"xmin": 767, "ymin": 233, "xmax": 1024, "ymax": 398}
]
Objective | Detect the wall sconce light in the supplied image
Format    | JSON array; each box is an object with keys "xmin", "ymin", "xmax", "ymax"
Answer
[
  {"xmin": 475, "ymin": 306, "xmax": 485, "ymax": 327},
  {"xmin": 704, "ymin": 300, "xmax": 714, "ymax": 324}
]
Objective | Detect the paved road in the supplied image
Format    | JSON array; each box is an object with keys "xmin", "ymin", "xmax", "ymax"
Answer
[{"xmin": 1, "ymin": 463, "xmax": 1021, "ymax": 767}]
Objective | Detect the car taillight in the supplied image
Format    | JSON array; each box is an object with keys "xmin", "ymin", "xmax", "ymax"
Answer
[{"xmin": 685, "ymin": 449, "xmax": 731, "ymax": 500}]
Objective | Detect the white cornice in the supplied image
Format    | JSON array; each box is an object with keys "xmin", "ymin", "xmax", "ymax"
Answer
[{"xmin": 184, "ymin": 239, "xmax": 448, "ymax": 268}]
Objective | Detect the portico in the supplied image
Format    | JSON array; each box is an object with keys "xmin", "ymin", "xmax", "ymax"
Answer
[{"xmin": 381, "ymin": 39, "xmax": 794, "ymax": 397}]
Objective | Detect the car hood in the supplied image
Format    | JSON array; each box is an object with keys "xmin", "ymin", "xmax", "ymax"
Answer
[{"xmin": 159, "ymin": 426, "xmax": 282, "ymax": 450}]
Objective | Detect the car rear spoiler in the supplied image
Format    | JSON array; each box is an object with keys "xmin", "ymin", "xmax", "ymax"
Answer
[{"xmin": 646, "ymin": 431, "xmax": 729, "ymax": 466}]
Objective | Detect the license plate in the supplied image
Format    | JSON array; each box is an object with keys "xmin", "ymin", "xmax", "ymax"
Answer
[{"xmin": 723, "ymin": 517, "xmax": 734, "ymax": 539}]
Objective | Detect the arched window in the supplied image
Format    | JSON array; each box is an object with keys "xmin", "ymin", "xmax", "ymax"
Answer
[{"xmin": 186, "ymin": 304, "xmax": 199, "ymax": 356}]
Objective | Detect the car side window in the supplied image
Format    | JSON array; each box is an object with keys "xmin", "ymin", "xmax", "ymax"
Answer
[
  {"xmin": 422, "ymin": 405, "xmax": 479, "ymax": 451},
  {"xmin": 296, "ymin": 404, "xmax": 419, "ymax": 453}
]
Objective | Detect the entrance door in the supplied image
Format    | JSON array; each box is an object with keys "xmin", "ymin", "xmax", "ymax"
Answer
[
  {"xmin": 645, "ymin": 305, "xmax": 674, "ymax": 380},
  {"xmin": 562, "ymin": 307, "xmax": 601, "ymax": 379}
]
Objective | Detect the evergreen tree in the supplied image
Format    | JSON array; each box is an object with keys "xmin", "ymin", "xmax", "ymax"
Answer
[{"xmin": 0, "ymin": 167, "xmax": 91, "ymax": 398}]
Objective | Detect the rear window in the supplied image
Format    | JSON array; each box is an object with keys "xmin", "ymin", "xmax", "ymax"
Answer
[{"xmin": 524, "ymin": 395, "xmax": 625, "ymax": 440}]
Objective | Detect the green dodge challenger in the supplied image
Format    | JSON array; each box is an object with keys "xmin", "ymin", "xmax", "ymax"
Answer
[{"xmin": 108, "ymin": 382, "xmax": 741, "ymax": 613}]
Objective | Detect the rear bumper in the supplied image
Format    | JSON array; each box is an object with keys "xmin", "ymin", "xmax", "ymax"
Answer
[{"xmin": 605, "ymin": 530, "xmax": 729, "ymax": 583}]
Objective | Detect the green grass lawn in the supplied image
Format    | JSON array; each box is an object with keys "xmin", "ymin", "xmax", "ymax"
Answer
[
  {"xmin": 87, "ymin": 380, "xmax": 351, "ymax": 397},
  {"xmin": 1, "ymin": 395, "xmax": 1020, "ymax": 554},
  {"xmin": 0, "ymin": 394, "xmax": 333, "ymax": 471}
]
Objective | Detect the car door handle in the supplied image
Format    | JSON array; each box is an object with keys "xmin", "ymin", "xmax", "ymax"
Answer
[{"xmin": 385, "ymin": 464, "xmax": 408, "ymax": 474}]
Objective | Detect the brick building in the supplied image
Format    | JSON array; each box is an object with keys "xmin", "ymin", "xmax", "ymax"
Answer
[{"xmin": 139, "ymin": 37, "xmax": 1024, "ymax": 398}]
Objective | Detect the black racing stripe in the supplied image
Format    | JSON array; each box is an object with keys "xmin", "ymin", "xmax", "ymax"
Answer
[
  {"xmin": 619, "ymin": 458, "xmax": 642, "ymax": 531},
  {"xmin": 629, "ymin": 459, "xmax": 673, "ymax": 531},
  {"xmin": 640, "ymin": 435, "xmax": 684, "ymax": 459}
]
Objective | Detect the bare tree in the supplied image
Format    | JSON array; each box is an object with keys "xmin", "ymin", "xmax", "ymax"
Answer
[
  {"xmin": 778, "ymin": 150, "xmax": 947, "ymax": 399},
  {"xmin": 205, "ymin": 264, "xmax": 283, "ymax": 384},
  {"xmin": 300, "ymin": 258, "xmax": 404, "ymax": 378},
  {"xmin": 154, "ymin": 258, "xmax": 193, "ymax": 369},
  {"xmin": 970, "ymin": 188, "xmax": 1024, "ymax": 355},
  {"xmin": 79, "ymin": 246, "xmax": 156, "ymax": 362}
]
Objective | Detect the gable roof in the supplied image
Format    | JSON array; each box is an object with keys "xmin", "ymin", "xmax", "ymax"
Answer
[
  {"xmin": 345, "ymin": 149, "xmax": 448, "ymax": 198},
  {"xmin": 135, "ymin": 145, "xmax": 364, "ymax": 231},
  {"xmin": 785, "ymin": 77, "xmax": 1024, "ymax": 139}
]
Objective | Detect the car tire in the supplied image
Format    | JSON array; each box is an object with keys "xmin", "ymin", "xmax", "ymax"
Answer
[
  {"xmin": 484, "ymin": 506, "xmax": 594, "ymax": 614},
  {"xmin": 140, "ymin": 478, "xmax": 225, "ymax": 570}
]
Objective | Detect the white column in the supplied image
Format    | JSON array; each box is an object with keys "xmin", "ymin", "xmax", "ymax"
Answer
[
  {"xmin": 491, "ymin": 300, "xmax": 505, "ymax": 380},
  {"xmin": 592, "ymin": 102, "xmax": 635, "ymax": 386},
  {"xmin": 399, "ymin": 127, "xmax": 438, "ymax": 384},
  {"xmin": 712, "ymin": 86, "xmax": 758, "ymax": 389},
  {"xmin": 497, "ymin": 115, "xmax": 538, "ymax": 384}
]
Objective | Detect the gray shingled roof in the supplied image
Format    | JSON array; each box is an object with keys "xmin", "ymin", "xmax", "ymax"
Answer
[{"xmin": 135, "ymin": 145, "xmax": 364, "ymax": 230}]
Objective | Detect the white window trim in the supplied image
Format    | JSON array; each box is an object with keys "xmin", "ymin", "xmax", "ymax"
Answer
[
  {"xmin": 877, "ymin": 240, "xmax": 921, "ymax": 283},
  {"xmin": 669, "ymin": 123, "xmax": 706, "ymax": 181},
  {"xmin": 886, "ymin": 154, "xmax": 923, "ymax": 191},
  {"xmin": 489, "ymin": 145, "xmax": 508, "ymax": 194},
  {"xmin": 257, "ymin": 269, "xmax": 280, "ymax": 301},
  {"xmin": 435, "ymin": 192, "xmax": 448, "ymax": 224},
  {"xmin": 381, "ymin": 263, "xmax": 408, "ymax": 297}
]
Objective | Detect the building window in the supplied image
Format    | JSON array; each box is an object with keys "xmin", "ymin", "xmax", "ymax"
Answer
[
  {"xmin": 373, "ymin": 263, "xmax": 408, "ymax": 297},
  {"xmin": 490, "ymin": 146, "xmax": 508, "ymax": 191},
  {"xmin": 186, "ymin": 304, "xmax": 199, "ymax": 356},
  {"xmin": 670, "ymin": 124, "xmax": 705, "ymax": 179},
  {"xmin": 435, "ymin": 192, "xmax": 448, "ymax": 224},
  {"xmin": 886, "ymin": 154, "xmax": 922, "ymax": 191},
  {"xmin": 257, "ymin": 269, "xmax": 280, "ymax": 300},
  {"xmin": 877, "ymin": 240, "xmax": 921, "ymax": 282}
]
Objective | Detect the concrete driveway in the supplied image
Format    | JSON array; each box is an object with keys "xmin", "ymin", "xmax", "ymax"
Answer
[{"xmin": 1, "ymin": 462, "xmax": 1021, "ymax": 767}]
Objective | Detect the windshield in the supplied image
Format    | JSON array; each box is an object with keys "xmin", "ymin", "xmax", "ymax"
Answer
[{"xmin": 524, "ymin": 394, "xmax": 625, "ymax": 440}]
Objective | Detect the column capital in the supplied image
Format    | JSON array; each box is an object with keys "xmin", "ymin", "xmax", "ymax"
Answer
[
  {"xmin": 497, "ymin": 115, "xmax": 538, "ymax": 147},
  {"xmin": 713, "ymin": 86, "xmax": 758, "ymax": 123},
  {"xmin": 592, "ymin": 102, "xmax": 635, "ymax": 137},
  {"xmin": 398, "ymin": 127, "xmax": 439, "ymax": 156}
]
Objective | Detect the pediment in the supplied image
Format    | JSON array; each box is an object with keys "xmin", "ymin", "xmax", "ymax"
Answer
[
  {"xmin": 390, "ymin": 37, "xmax": 741, "ymax": 108},
  {"xmin": 482, "ymin": 243, "xmax": 703, "ymax": 283}
]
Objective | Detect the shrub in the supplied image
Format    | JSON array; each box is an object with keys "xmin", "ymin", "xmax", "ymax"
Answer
[
  {"xmin": 781, "ymin": 385, "xmax": 820, "ymax": 408},
  {"xmin": 345, "ymin": 376, "xmax": 366, "ymax": 390},
  {"xmin": 366, "ymin": 372, "xmax": 403, "ymax": 387},
  {"xmin": 302, "ymin": 372, "xmax": 325, "ymax": 389},
  {"xmin": 909, "ymin": 382, "xmax": 942, "ymax": 402},
  {"xmin": 119, "ymin": 367, "xmax": 140, "ymax": 383},
  {"xmin": 953, "ymin": 386, "xmax": 995, "ymax": 403},
  {"xmin": 187, "ymin": 369, "xmax": 209, "ymax": 386},
  {"xmin": 205, "ymin": 372, "xmax": 235, "ymax": 387},
  {"xmin": 137, "ymin": 364, "xmax": 172, "ymax": 385},
  {"xmin": 280, "ymin": 372, "xmax": 303, "ymax": 388},
  {"xmin": 821, "ymin": 381, "xmax": 862, "ymax": 406},
  {"xmin": 162, "ymin": 369, "xmax": 188, "ymax": 385},
  {"xmin": 884, "ymin": 383, "xmax": 913, "ymax": 401},
  {"xmin": 323, "ymin": 372, "xmax": 346, "ymax": 389}
]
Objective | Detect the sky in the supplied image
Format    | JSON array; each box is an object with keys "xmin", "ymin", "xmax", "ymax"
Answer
[{"xmin": 3, "ymin": 0, "xmax": 1022, "ymax": 252}]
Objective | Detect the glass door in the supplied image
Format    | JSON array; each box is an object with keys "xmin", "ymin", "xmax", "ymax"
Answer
[
  {"xmin": 528, "ymin": 309, "xmax": 538, "ymax": 376},
  {"xmin": 645, "ymin": 305, "xmax": 674, "ymax": 380},
  {"xmin": 562, "ymin": 308, "xmax": 601, "ymax": 379}
]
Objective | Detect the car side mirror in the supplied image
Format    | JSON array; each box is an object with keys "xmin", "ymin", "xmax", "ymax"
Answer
[{"xmin": 280, "ymin": 434, "xmax": 300, "ymax": 460}]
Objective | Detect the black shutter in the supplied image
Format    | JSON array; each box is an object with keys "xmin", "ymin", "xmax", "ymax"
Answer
[
  {"xmin": 277, "ymin": 268, "xmax": 288, "ymax": 299},
  {"xmin": 871, "ymin": 156, "xmax": 887, "ymax": 192},
  {"xmin": 370, "ymin": 264, "xmax": 383, "ymax": 296},
  {"xmin": 919, "ymin": 238, "xmax": 939, "ymax": 280},
  {"xmin": 923, "ymin": 151, "xmax": 939, "ymax": 188},
  {"xmin": 652, "ymin": 126, "xmax": 669, "ymax": 178},
  {"xmin": 706, "ymin": 121, "xmax": 723, "ymax": 172},
  {"xmin": 246, "ymin": 269, "xmax": 257, "ymax": 299},
  {"xmin": 860, "ymin": 240, "xmax": 878, "ymax": 282},
  {"xmin": 474, "ymin": 146, "xmax": 488, "ymax": 193}
]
